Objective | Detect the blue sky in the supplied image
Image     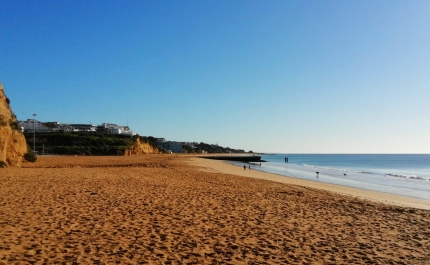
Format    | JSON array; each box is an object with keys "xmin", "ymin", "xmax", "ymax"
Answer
[{"xmin": 1, "ymin": 0, "xmax": 429, "ymax": 153}]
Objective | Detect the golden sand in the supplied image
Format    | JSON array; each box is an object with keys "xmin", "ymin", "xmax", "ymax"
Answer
[{"xmin": 0, "ymin": 155, "xmax": 429, "ymax": 264}]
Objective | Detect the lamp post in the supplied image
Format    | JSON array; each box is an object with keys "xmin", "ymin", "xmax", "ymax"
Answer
[{"xmin": 33, "ymin": 113, "xmax": 37, "ymax": 154}]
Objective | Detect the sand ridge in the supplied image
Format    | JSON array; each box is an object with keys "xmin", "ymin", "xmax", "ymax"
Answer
[{"xmin": 0, "ymin": 155, "xmax": 429, "ymax": 264}]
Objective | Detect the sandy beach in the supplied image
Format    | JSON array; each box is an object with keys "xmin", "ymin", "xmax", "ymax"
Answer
[{"xmin": 1, "ymin": 155, "xmax": 429, "ymax": 264}]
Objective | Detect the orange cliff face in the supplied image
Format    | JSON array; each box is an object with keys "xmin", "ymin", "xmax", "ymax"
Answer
[
  {"xmin": 0, "ymin": 84, "xmax": 28, "ymax": 167},
  {"xmin": 127, "ymin": 137, "xmax": 161, "ymax": 155}
]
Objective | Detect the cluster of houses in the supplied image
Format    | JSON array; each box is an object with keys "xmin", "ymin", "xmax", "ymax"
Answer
[
  {"xmin": 19, "ymin": 119, "xmax": 189, "ymax": 153},
  {"xmin": 154, "ymin": 139, "xmax": 210, "ymax": 154},
  {"xmin": 19, "ymin": 120, "xmax": 215, "ymax": 154},
  {"xmin": 19, "ymin": 119, "xmax": 136, "ymax": 136}
]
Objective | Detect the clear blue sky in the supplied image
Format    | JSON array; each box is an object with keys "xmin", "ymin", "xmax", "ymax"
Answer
[{"xmin": 1, "ymin": 0, "xmax": 429, "ymax": 153}]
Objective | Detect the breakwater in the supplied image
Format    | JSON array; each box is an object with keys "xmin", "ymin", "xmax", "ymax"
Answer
[{"xmin": 200, "ymin": 155, "xmax": 265, "ymax": 162}]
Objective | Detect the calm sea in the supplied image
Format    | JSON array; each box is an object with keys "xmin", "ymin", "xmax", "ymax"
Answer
[{"xmin": 232, "ymin": 154, "xmax": 430, "ymax": 201}]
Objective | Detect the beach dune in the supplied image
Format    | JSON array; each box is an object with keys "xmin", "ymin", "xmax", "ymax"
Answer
[{"xmin": 0, "ymin": 155, "xmax": 429, "ymax": 264}]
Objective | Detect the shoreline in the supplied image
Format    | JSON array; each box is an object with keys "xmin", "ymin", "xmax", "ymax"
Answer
[{"xmin": 186, "ymin": 156, "xmax": 430, "ymax": 210}]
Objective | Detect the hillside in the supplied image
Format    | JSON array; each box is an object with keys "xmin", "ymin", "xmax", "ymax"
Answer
[
  {"xmin": 23, "ymin": 132, "xmax": 160, "ymax": 156},
  {"xmin": 23, "ymin": 131, "xmax": 246, "ymax": 155},
  {"xmin": 182, "ymin": 142, "xmax": 246, "ymax": 154},
  {"xmin": 0, "ymin": 84, "xmax": 29, "ymax": 167}
]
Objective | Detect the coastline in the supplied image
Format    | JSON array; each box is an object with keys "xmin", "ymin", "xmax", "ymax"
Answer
[{"xmin": 186, "ymin": 156, "xmax": 430, "ymax": 210}]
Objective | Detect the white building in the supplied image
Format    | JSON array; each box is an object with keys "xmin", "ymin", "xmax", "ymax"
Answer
[
  {"xmin": 169, "ymin": 142, "xmax": 183, "ymax": 153},
  {"xmin": 70, "ymin": 124, "xmax": 96, "ymax": 132},
  {"xmin": 18, "ymin": 120, "xmax": 136, "ymax": 136},
  {"xmin": 19, "ymin": 119, "xmax": 50, "ymax": 132},
  {"xmin": 157, "ymin": 140, "xmax": 183, "ymax": 153},
  {"xmin": 19, "ymin": 120, "xmax": 77, "ymax": 132},
  {"xmin": 98, "ymin": 123, "xmax": 136, "ymax": 136}
]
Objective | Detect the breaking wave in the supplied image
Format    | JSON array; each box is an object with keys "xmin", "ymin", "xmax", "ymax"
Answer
[
  {"xmin": 302, "ymin": 164, "xmax": 429, "ymax": 182},
  {"xmin": 302, "ymin": 164, "xmax": 372, "ymax": 174},
  {"xmin": 386, "ymin": 174, "xmax": 429, "ymax": 181}
]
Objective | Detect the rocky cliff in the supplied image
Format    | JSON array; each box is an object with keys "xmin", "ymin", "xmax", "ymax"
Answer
[
  {"xmin": 126, "ymin": 136, "xmax": 161, "ymax": 155},
  {"xmin": 0, "ymin": 84, "xmax": 28, "ymax": 167}
]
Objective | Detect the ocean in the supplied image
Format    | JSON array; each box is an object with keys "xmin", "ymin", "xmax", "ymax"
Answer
[{"xmin": 231, "ymin": 154, "xmax": 430, "ymax": 201}]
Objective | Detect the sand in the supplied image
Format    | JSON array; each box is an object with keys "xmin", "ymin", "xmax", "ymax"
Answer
[{"xmin": 0, "ymin": 155, "xmax": 429, "ymax": 264}]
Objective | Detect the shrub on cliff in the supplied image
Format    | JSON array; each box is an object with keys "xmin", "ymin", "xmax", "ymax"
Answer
[
  {"xmin": 24, "ymin": 148, "xmax": 37, "ymax": 162},
  {"xmin": 9, "ymin": 119, "xmax": 20, "ymax": 131}
]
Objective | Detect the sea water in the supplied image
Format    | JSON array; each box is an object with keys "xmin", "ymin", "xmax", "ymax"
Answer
[{"xmin": 231, "ymin": 154, "xmax": 430, "ymax": 201}]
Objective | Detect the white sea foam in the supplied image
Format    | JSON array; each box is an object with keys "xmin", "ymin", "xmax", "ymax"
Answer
[
  {"xmin": 386, "ymin": 173, "xmax": 429, "ymax": 181},
  {"xmin": 301, "ymin": 164, "xmax": 430, "ymax": 182},
  {"xmin": 257, "ymin": 154, "xmax": 430, "ymax": 200},
  {"xmin": 302, "ymin": 164, "xmax": 371, "ymax": 174}
]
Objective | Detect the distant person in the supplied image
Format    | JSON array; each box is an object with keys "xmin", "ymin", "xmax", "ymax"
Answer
[
  {"xmin": 244, "ymin": 165, "xmax": 246, "ymax": 170},
  {"xmin": 285, "ymin": 157, "xmax": 287, "ymax": 163},
  {"xmin": 249, "ymin": 165, "xmax": 251, "ymax": 170},
  {"xmin": 316, "ymin": 172, "xmax": 319, "ymax": 177}
]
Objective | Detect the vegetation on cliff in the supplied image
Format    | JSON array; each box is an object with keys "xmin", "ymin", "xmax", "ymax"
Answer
[
  {"xmin": 23, "ymin": 132, "xmax": 159, "ymax": 156},
  {"xmin": 182, "ymin": 142, "xmax": 245, "ymax": 154},
  {"xmin": 22, "ymin": 131, "xmax": 246, "ymax": 155}
]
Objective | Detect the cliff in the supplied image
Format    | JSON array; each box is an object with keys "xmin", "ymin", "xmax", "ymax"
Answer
[
  {"xmin": 0, "ymin": 84, "xmax": 28, "ymax": 167},
  {"xmin": 126, "ymin": 136, "xmax": 161, "ymax": 155}
]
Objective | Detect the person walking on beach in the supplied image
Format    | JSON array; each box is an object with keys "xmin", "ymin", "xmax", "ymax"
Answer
[
  {"xmin": 244, "ymin": 165, "xmax": 246, "ymax": 170},
  {"xmin": 248, "ymin": 165, "xmax": 251, "ymax": 170}
]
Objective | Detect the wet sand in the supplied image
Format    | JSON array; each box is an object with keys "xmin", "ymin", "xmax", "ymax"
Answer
[
  {"xmin": 190, "ymin": 156, "xmax": 430, "ymax": 210},
  {"xmin": 0, "ymin": 155, "xmax": 429, "ymax": 264}
]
